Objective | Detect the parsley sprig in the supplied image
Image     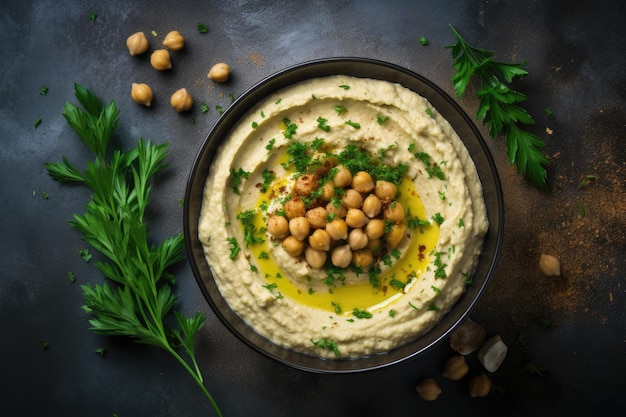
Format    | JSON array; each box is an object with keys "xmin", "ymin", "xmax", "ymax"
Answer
[
  {"xmin": 44, "ymin": 84, "xmax": 222, "ymax": 417},
  {"xmin": 447, "ymin": 25, "xmax": 548, "ymax": 190}
]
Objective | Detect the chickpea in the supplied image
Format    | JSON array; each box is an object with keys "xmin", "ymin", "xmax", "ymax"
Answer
[
  {"xmin": 170, "ymin": 88, "xmax": 193, "ymax": 112},
  {"xmin": 345, "ymin": 208, "xmax": 369, "ymax": 229},
  {"xmin": 289, "ymin": 217, "xmax": 310, "ymax": 241},
  {"xmin": 384, "ymin": 201, "xmax": 406, "ymax": 223},
  {"xmin": 306, "ymin": 206, "xmax": 328, "ymax": 229},
  {"xmin": 348, "ymin": 228, "xmax": 368, "ymax": 250},
  {"xmin": 130, "ymin": 83, "xmax": 153, "ymax": 107},
  {"xmin": 442, "ymin": 355, "xmax": 469, "ymax": 381},
  {"xmin": 284, "ymin": 198, "xmax": 306, "ymax": 220},
  {"xmin": 351, "ymin": 171, "xmax": 374, "ymax": 193},
  {"xmin": 539, "ymin": 253, "xmax": 561, "ymax": 276},
  {"xmin": 163, "ymin": 30, "xmax": 185, "ymax": 51},
  {"xmin": 375, "ymin": 180, "xmax": 397, "ymax": 201},
  {"xmin": 385, "ymin": 222, "xmax": 407, "ymax": 247},
  {"xmin": 314, "ymin": 155, "xmax": 337, "ymax": 177},
  {"xmin": 342, "ymin": 188, "xmax": 363, "ymax": 209},
  {"xmin": 332, "ymin": 165, "xmax": 352, "ymax": 188},
  {"xmin": 126, "ymin": 32, "xmax": 149, "ymax": 56},
  {"xmin": 282, "ymin": 236, "xmax": 304, "ymax": 257},
  {"xmin": 416, "ymin": 378, "xmax": 441, "ymax": 401},
  {"xmin": 208, "ymin": 62, "xmax": 231, "ymax": 83},
  {"xmin": 326, "ymin": 201, "xmax": 347, "ymax": 219},
  {"xmin": 150, "ymin": 49, "xmax": 172, "ymax": 71},
  {"xmin": 468, "ymin": 373, "xmax": 492, "ymax": 398},
  {"xmin": 267, "ymin": 215, "xmax": 289, "ymax": 239},
  {"xmin": 367, "ymin": 238, "xmax": 383, "ymax": 256},
  {"xmin": 293, "ymin": 174, "xmax": 319, "ymax": 197},
  {"xmin": 305, "ymin": 247, "xmax": 327, "ymax": 269},
  {"xmin": 331, "ymin": 245, "xmax": 352, "ymax": 268},
  {"xmin": 352, "ymin": 248, "xmax": 374, "ymax": 268},
  {"xmin": 320, "ymin": 181, "xmax": 334, "ymax": 201},
  {"xmin": 308, "ymin": 229, "xmax": 331, "ymax": 251},
  {"xmin": 364, "ymin": 218, "xmax": 385, "ymax": 240},
  {"xmin": 362, "ymin": 194, "xmax": 382, "ymax": 218},
  {"xmin": 326, "ymin": 218, "xmax": 348, "ymax": 241}
]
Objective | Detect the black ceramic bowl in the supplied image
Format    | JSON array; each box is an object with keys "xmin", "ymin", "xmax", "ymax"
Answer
[{"xmin": 184, "ymin": 58, "xmax": 504, "ymax": 373}]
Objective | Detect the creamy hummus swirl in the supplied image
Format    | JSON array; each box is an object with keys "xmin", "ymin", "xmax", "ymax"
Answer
[{"xmin": 199, "ymin": 75, "xmax": 488, "ymax": 358}]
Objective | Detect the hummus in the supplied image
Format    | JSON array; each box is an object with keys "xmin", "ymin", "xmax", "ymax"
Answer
[{"xmin": 199, "ymin": 75, "xmax": 488, "ymax": 359}]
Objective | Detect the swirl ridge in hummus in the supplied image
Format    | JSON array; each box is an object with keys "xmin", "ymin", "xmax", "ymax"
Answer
[{"xmin": 199, "ymin": 75, "xmax": 488, "ymax": 359}]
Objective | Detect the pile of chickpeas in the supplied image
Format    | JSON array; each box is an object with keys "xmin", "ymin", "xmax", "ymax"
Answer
[{"xmin": 267, "ymin": 165, "xmax": 408, "ymax": 269}]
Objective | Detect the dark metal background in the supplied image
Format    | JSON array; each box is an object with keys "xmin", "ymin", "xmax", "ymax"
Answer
[{"xmin": 1, "ymin": 1, "xmax": 624, "ymax": 416}]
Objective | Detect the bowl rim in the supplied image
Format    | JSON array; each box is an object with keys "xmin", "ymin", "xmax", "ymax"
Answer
[{"xmin": 184, "ymin": 57, "xmax": 504, "ymax": 373}]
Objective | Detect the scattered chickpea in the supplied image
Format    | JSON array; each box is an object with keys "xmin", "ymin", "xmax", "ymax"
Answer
[
  {"xmin": 305, "ymin": 247, "xmax": 327, "ymax": 269},
  {"xmin": 326, "ymin": 202, "xmax": 347, "ymax": 219},
  {"xmin": 352, "ymin": 248, "xmax": 374, "ymax": 268},
  {"xmin": 126, "ymin": 32, "xmax": 149, "ymax": 56},
  {"xmin": 150, "ymin": 49, "xmax": 172, "ymax": 71},
  {"xmin": 207, "ymin": 62, "xmax": 231, "ymax": 82},
  {"xmin": 442, "ymin": 355, "xmax": 470, "ymax": 380},
  {"xmin": 293, "ymin": 174, "xmax": 319, "ymax": 197},
  {"xmin": 326, "ymin": 218, "xmax": 348, "ymax": 241},
  {"xmin": 348, "ymin": 228, "xmax": 369, "ymax": 250},
  {"xmin": 305, "ymin": 206, "xmax": 328, "ymax": 229},
  {"xmin": 332, "ymin": 165, "xmax": 352, "ymax": 188},
  {"xmin": 362, "ymin": 194, "xmax": 382, "ymax": 218},
  {"xmin": 288, "ymin": 217, "xmax": 310, "ymax": 241},
  {"xmin": 468, "ymin": 373, "xmax": 492, "ymax": 398},
  {"xmin": 351, "ymin": 171, "xmax": 375, "ymax": 193},
  {"xmin": 374, "ymin": 180, "xmax": 397, "ymax": 201},
  {"xmin": 130, "ymin": 83, "xmax": 153, "ymax": 107},
  {"xmin": 385, "ymin": 222, "xmax": 407, "ymax": 247},
  {"xmin": 163, "ymin": 30, "xmax": 185, "ymax": 51},
  {"xmin": 267, "ymin": 215, "xmax": 289, "ymax": 239},
  {"xmin": 308, "ymin": 229, "xmax": 331, "ymax": 251},
  {"xmin": 539, "ymin": 253, "xmax": 561, "ymax": 276},
  {"xmin": 342, "ymin": 188, "xmax": 363, "ymax": 209},
  {"xmin": 416, "ymin": 378, "xmax": 442, "ymax": 401},
  {"xmin": 364, "ymin": 218, "xmax": 385, "ymax": 240},
  {"xmin": 331, "ymin": 245, "xmax": 352, "ymax": 268},
  {"xmin": 170, "ymin": 88, "xmax": 193, "ymax": 112},
  {"xmin": 345, "ymin": 208, "xmax": 369, "ymax": 229},
  {"xmin": 449, "ymin": 317, "xmax": 486, "ymax": 355},
  {"xmin": 384, "ymin": 201, "xmax": 406, "ymax": 223},
  {"xmin": 282, "ymin": 236, "xmax": 304, "ymax": 257},
  {"xmin": 284, "ymin": 198, "xmax": 306, "ymax": 220}
]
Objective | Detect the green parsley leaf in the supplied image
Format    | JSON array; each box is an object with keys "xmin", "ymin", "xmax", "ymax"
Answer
[
  {"xmin": 352, "ymin": 308, "xmax": 372, "ymax": 319},
  {"xmin": 345, "ymin": 120, "xmax": 360, "ymax": 129},
  {"xmin": 200, "ymin": 102, "xmax": 209, "ymax": 113},
  {"xmin": 312, "ymin": 338, "xmax": 340, "ymax": 356},
  {"xmin": 333, "ymin": 105, "xmax": 346, "ymax": 115},
  {"xmin": 197, "ymin": 22, "xmax": 208, "ymax": 33},
  {"xmin": 447, "ymin": 25, "xmax": 547, "ymax": 190},
  {"xmin": 43, "ymin": 84, "xmax": 222, "ymax": 417},
  {"xmin": 419, "ymin": 36, "xmax": 429, "ymax": 46},
  {"xmin": 339, "ymin": 85, "xmax": 350, "ymax": 90}
]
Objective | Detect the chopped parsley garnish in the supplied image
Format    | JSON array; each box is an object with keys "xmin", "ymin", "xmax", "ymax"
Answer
[
  {"xmin": 230, "ymin": 167, "xmax": 251, "ymax": 195},
  {"xmin": 419, "ymin": 36, "xmax": 429, "ymax": 46},
  {"xmin": 312, "ymin": 338, "xmax": 340, "ymax": 356},
  {"xmin": 89, "ymin": 13, "xmax": 97, "ymax": 21},
  {"xmin": 389, "ymin": 309, "xmax": 396, "ymax": 317},
  {"xmin": 34, "ymin": 118, "xmax": 42, "ymax": 128},
  {"xmin": 227, "ymin": 237, "xmax": 240, "ymax": 259},
  {"xmin": 68, "ymin": 271, "xmax": 76, "ymax": 282},
  {"xmin": 331, "ymin": 301, "xmax": 342, "ymax": 314},
  {"xmin": 377, "ymin": 115, "xmax": 390, "ymax": 125},
  {"xmin": 339, "ymin": 85, "xmax": 350, "ymax": 90},
  {"xmin": 262, "ymin": 282, "xmax": 283, "ymax": 298},
  {"xmin": 236, "ymin": 210, "xmax": 265, "ymax": 246},
  {"xmin": 352, "ymin": 308, "xmax": 372, "ymax": 319},
  {"xmin": 333, "ymin": 105, "xmax": 346, "ymax": 115},
  {"xmin": 433, "ymin": 251, "xmax": 448, "ymax": 279},
  {"xmin": 251, "ymin": 121, "xmax": 258, "ymax": 129},
  {"xmin": 282, "ymin": 117, "xmax": 298, "ymax": 139},
  {"xmin": 216, "ymin": 105, "xmax": 224, "ymax": 114},
  {"xmin": 260, "ymin": 169, "xmax": 275, "ymax": 192},
  {"xmin": 545, "ymin": 107, "xmax": 555, "ymax": 119},
  {"xmin": 265, "ymin": 138, "xmax": 276, "ymax": 151},
  {"xmin": 197, "ymin": 22, "xmax": 208, "ymax": 33},
  {"xmin": 40, "ymin": 86, "xmax": 48, "ymax": 95},
  {"xmin": 431, "ymin": 212, "xmax": 444, "ymax": 225},
  {"xmin": 462, "ymin": 271, "xmax": 473, "ymax": 285},
  {"xmin": 79, "ymin": 248, "xmax": 92, "ymax": 262},
  {"xmin": 428, "ymin": 303, "xmax": 440, "ymax": 311},
  {"xmin": 457, "ymin": 217, "xmax": 464, "ymax": 228},
  {"xmin": 200, "ymin": 102, "xmax": 209, "ymax": 113},
  {"xmin": 425, "ymin": 108, "xmax": 433, "ymax": 117},
  {"xmin": 316, "ymin": 116, "xmax": 331, "ymax": 132},
  {"xmin": 345, "ymin": 120, "xmax": 360, "ymax": 129},
  {"xmin": 337, "ymin": 144, "xmax": 408, "ymax": 185}
]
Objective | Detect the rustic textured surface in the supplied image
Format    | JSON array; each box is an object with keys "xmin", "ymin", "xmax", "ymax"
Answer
[{"xmin": 1, "ymin": 0, "xmax": 624, "ymax": 415}]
